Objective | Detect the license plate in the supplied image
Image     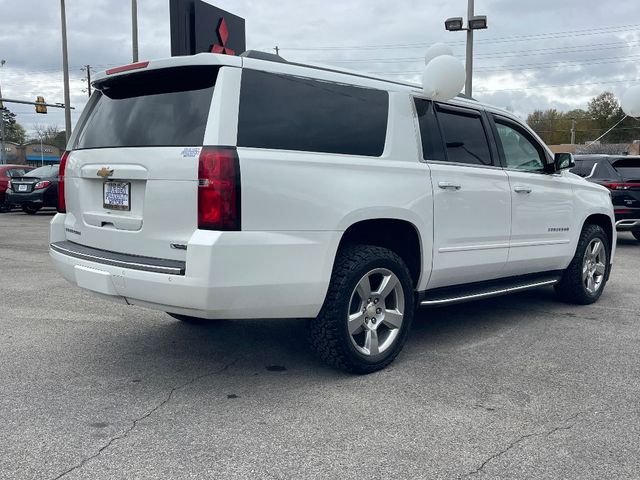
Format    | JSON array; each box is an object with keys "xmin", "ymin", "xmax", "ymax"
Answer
[
  {"xmin": 103, "ymin": 182, "xmax": 131, "ymax": 211},
  {"xmin": 18, "ymin": 185, "xmax": 27, "ymax": 192}
]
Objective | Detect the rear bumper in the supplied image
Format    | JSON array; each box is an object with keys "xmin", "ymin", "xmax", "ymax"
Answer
[
  {"xmin": 6, "ymin": 189, "xmax": 56, "ymax": 207},
  {"xmin": 50, "ymin": 214, "xmax": 338, "ymax": 319},
  {"xmin": 615, "ymin": 218, "xmax": 640, "ymax": 232}
]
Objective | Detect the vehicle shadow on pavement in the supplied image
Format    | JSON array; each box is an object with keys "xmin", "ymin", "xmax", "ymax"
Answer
[{"xmin": 95, "ymin": 287, "xmax": 566, "ymax": 378}]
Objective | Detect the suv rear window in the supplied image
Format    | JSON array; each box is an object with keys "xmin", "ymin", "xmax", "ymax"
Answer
[
  {"xmin": 612, "ymin": 158, "xmax": 640, "ymax": 180},
  {"xmin": 238, "ymin": 70, "xmax": 388, "ymax": 156},
  {"xmin": 74, "ymin": 66, "xmax": 218, "ymax": 149}
]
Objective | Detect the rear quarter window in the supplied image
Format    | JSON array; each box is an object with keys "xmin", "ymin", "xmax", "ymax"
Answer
[
  {"xmin": 237, "ymin": 70, "xmax": 389, "ymax": 157},
  {"xmin": 74, "ymin": 66, "xmax": 218, "ymax": 149}
]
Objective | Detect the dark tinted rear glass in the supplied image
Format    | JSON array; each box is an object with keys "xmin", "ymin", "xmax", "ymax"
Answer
[
  {"xmin": 238, "ymin": 70, "xmax": 388, "ymax": 156},
  {"xmin": 436, "ymin": 108, "xmax": 493, "ymax": 166},
  {"xmin": 24, "ymin": 165, "xmax": 59, "ymax": 177},
  {"xmin": 612, "ymin": 158, "xmax": 640, "ymax": 180},
  {"xmin": 74, "ymin": 66, "xmax": 218, "ymax": 149}
]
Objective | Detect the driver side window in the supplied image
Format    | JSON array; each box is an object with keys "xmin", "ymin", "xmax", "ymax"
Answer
[{"xmin": 495, "ymin": 121, "xmax": 545, "ymax": 172}]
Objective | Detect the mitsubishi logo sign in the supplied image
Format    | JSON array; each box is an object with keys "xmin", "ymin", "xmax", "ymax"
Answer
[
  {"xmin": 210, "ymin": 18, "xmax": 235, "ymax": 55},
  {"xmin": 170, "ymin": 0, "xmax": 246, "ymax": 57}
]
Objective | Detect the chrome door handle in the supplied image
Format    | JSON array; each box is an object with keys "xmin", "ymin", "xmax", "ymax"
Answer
[
  {"xmin": 438, "ymin": 181, "xmax": 462, "ymax": 191},
  {"xmin": 514, "ymin": 186, "xmax": 532, "ymax": 194}
]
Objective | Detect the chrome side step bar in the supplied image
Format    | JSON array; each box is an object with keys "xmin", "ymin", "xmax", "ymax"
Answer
[{"xmin": 419, "ymin": 274, "xmax": 561, "ymax": 307}]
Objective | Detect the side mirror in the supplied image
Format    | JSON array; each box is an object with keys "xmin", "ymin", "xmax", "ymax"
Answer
[{"xmin": 554, "ymin": 152, "xmax": 575, "ymax": 171}]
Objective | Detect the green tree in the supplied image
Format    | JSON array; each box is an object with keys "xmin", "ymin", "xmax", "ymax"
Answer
[{"xmin": 1, "ymin": 108, "xmax": 27, "ymax": 144}]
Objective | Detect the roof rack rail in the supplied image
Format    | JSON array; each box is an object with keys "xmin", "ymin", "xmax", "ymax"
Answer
[{"xmin": 240, "ymin": 50, "xmax": 288, "ymax": 64}]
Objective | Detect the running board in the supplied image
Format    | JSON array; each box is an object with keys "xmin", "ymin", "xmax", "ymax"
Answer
[{"xmin": 418, "ymin": 272, "xmax": 562, "ymax": 307}]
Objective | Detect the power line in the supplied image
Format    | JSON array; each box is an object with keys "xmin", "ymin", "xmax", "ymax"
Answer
[{"xmin": 278, "ymin": 23, "xmax": 640, "ymax": 51}]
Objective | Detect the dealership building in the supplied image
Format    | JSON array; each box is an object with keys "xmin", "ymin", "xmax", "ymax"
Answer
[{"xmin": 1, "ymin": 142, "xmax": 62, "ymax": 166}]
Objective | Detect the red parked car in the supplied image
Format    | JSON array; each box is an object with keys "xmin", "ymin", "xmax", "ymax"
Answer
[{"xmin": 0, "ymin": 164, "xmax": 35, "ymax": 212}]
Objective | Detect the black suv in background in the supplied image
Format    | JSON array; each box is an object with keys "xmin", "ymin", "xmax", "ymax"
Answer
[
  {"xmin": 572, "ymin": 155, "xmax": 640, "ymax": 241},
  {"xmin": 5, "ymin": 165, "xmax": 60, "ymax": 214}
]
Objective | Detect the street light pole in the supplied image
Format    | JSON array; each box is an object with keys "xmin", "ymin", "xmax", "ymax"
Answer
[
  {"xmin": 60, "ymin": 0, "xmax": 72, "ymax": 144},
  {"xmin": 0, "ymin": 59, "xmax": 6, "ymax": 165},
  {"xmin": 465, "ymin": 0, "xmax": 474, "ymax": 98},
  {"xmin": 132, "ymin": 0, "xmax": 139, "ymax": 62},
  {"xmin": 445, "ymin": 0, "xmax": 487, "ymax": 99}
]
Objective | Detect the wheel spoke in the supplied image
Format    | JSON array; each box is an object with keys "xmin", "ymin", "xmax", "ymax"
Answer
[
  {"xmin": 356, "ymin": 277, "xmax": 371, "ymax": 302},
  {"xmin": 582, "ymin": 262, "xmax": 589, "ymax": 280},
  {"xmin": 587, "ymin": 275, "xmax": 595, "ymax": 293},
  {"xmin": 375, "ymin": 274, "xmax": 398, "ymax": 299},
  {"xmin": 592, "ymin": 240, "xmax": 603, "ymax": 259},
  {"xmin": 365, "ymin": 329, "xmax": 379, "ymax": 355},
  {"xmin": 595, "ymin": 262, "xmax": 606, "ymax": 276},
  {"xmin": 383, "ymin": 309, "xmax": 403, "ymax": 330},
  {"xmin": 348, "ymin": 312, "xmax": 366, "ymax": 335}
]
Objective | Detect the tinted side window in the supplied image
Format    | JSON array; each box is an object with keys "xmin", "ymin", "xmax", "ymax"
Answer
[
  {"xmin": 414, "ymin": 99, "xmax": 445, "ymax": 161},
  {"xmin": 571, "ymin": 161, "xmax": 595, "ymax": 177},
  {"xmin": 494, "ymin": 121, "xmax": 546, "ymax": 172},
  {"xmin": 238, "ymin": 70, "xmax": 388, "ymax": 156},
  {"xmin": 436, "ymin": 108, "xmax": 493, "ymax": 166}
]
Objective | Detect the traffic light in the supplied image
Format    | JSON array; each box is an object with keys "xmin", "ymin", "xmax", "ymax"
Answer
[{"xmin": 35, "ymin": 96, "xmax": 47, "ymax": 114}]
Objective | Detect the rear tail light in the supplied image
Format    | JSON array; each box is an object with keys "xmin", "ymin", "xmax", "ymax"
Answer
[
  {"xmin": 58, "ymin": 151, "xmax": 69, "ymax": 213},
  {"xmin": 34, "ymin": 180, "xmax": 51, "ymax": 190},
  {"xmin": 7, "ymin": 180, "xmax": 12, "ymax": 191},
  {"xmin": 197, "ymin": 147, "xmax": 241, "ymax": 231},
  {"xmin": 614, "ymin": 209, "xmax": 632, "ymax": 214},
  {"xmin": 600, "ymin": 182, "xmax": 640, "ymax": 190}
]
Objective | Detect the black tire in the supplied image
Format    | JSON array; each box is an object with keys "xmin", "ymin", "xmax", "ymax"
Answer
[
  {"xmin": 167, "ymin": 313, "xmax": 212, "ymax": 325},
  {"xmin": 632, "ymin": 231, "xmax": 640, "ymax": 242},
  {"xmin": 555, "ymin": 224, "xmax": 610, "ymax": 305},
  {"xmin": 21, "ymin": 205, "xmax": 40, "ymax": 215},
  {"xmin": 308, "ymin": 245, "xmax": 414, "ymax": 374}
]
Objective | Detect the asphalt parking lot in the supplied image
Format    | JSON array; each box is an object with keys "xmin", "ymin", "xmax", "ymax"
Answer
[{"xmin": 1, "ymin": 210, "xmax": 639, "ymax": 480}]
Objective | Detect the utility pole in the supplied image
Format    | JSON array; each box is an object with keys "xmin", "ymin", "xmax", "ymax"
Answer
[
  {"xmin": 274, "ymin": 46, "xmax": 280, "ymax": 56},
  {"xmin": 60, "ymin": 0, "xmax": 72, "ymax": 143},
  {"xmin": 465, "ymin": 0, "xmax": 474, "ymax": 98},
  {"xmin": 82, "ymin": 65, "xmax": 92, "ymax": 98},
  {"xmin": 0, "ymin": 59, "xmax": 6, "ymax": 165},
  {"xmin": 132, "ymin": 0, "xmax": 139, "ymax": 62},
  {"xmin": 571, "ymin": 118, "xmax": 576, "ymax": 145}
]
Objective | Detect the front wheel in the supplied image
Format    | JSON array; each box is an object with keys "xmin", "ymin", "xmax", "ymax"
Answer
[
  {"xmin": 21, "ymin": 205, "xmax": 40, "ymax": 215},
  {"xmin": 308, "ymin": 245, "xmax": 414, "ymax": 374},
  {"xmin": 632, "ymin": 231, "xmax": 640, "ymax": 242},
  {"xmin": 555, "ymin": 224, "xmax": 610, "ymax": 305}
]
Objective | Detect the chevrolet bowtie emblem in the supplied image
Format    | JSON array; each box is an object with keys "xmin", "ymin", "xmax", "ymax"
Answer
[{"xmin": 97, "ymin": 167, "xmax": 114, "ymax": 178}]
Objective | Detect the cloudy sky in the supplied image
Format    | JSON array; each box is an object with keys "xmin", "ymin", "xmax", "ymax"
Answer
[{"xmin": 0, "ymin": 0, "xmax": 639, "ymax": 139}]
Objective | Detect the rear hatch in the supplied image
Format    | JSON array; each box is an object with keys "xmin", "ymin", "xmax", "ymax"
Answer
[
  {"xmin": 609, "ymin": 158, "xmax": 640, "ymax": 212},
  {"xmin": 63, "ymin": 65, "xmax": 219, "ymax": 261}
]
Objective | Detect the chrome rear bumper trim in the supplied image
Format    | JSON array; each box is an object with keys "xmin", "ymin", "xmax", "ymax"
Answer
[{"xmin": 50, "ymin": 241, "xmax": 185, "ymax": 276}]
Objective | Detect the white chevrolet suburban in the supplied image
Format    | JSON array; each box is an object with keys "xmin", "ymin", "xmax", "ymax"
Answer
[{"xmin": 50, "ymin": 52, "xmax": 616, "ymax": 373}]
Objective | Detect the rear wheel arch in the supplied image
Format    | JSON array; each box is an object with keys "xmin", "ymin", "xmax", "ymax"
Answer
[{"xmin": 336, "ymin": 218, "xmax": 423, "ymax": 288}]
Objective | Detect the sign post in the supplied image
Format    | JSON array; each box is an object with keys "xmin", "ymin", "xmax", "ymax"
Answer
[{"xmin": 170, "ymin": 0, "xmax": 246, "ymax": 57}]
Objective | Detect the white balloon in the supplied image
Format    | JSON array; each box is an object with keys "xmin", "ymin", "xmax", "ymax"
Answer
[
  {"xmin": 422, "ymin": 55, "xmax": 466, "ymax": 101},
  {"xmin": 621, "ymin": 85, "xmax": 640, "ymax": 117},
  {"xmin": 424, "ymin": 43, "xmax": 454, "ymax": 66}
]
